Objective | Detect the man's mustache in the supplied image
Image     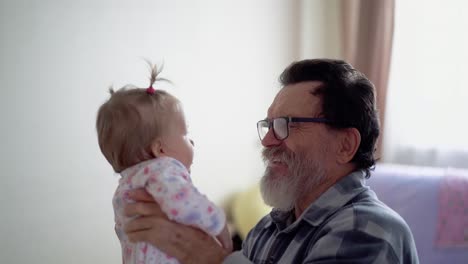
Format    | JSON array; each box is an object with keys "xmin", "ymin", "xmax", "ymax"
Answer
[{"xmin": 262, "ymin": 146, "xmax": 294, "ymax": 164}]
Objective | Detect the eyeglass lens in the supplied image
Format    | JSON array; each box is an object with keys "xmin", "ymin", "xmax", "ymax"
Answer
[{"xmin": 257, "ymin": 118, "xmax": 288, "ymax": 141}]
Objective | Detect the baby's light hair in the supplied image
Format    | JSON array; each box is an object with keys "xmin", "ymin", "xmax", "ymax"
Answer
[{"xmin": 96, "ymin": 62, "xmax": 179, "ymax": 173}]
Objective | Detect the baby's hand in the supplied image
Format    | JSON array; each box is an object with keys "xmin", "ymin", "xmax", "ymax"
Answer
[{"xmin": 216, "ymin": 224, "xmax": 233, "ymax": 253}]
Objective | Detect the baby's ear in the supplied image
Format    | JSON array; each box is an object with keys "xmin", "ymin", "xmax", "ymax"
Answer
[{"xmin": 150, "ymin": 139, "xmax": 165, "ymax": 157}]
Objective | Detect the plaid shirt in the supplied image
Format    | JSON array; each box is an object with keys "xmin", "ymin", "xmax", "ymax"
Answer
[{"xmin": 224, "ymin": 171, "xmax": 419, "ymax": 264}]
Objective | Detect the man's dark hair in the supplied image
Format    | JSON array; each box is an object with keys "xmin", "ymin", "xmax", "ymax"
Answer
[{"xmin": 279, "ymin": 59, "xmax": 380, "ymax": 178}]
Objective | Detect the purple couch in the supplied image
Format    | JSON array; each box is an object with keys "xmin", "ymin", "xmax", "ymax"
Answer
[{"xmin": 367, "ymin": 164, "xmax": 468, "ymax": 264}]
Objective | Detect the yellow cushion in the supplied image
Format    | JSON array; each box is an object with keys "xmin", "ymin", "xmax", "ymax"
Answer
[{"xmin": 231, "ymin": 184, "xmax": 272, "ymax": 239}]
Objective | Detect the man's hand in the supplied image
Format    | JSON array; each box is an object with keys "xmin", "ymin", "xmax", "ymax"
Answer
[{"xmin": 123, "ymin": 189, "xmax": 232, "ymax": 264}]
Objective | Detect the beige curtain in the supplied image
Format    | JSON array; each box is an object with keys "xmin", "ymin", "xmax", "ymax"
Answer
[{"xmin": 341, "ymin": 0, "xmax": 395, "ymax": 160}]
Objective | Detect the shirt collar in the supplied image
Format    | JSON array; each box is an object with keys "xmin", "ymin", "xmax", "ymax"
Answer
[{"xmin": 266, "ymin": 170, "xmax": 370, "ymax": 231}]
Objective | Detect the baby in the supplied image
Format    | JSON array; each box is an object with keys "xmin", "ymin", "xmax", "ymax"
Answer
[{"xmin": 96, "ymin": 64, "xmax": 231, "ymax": 263}]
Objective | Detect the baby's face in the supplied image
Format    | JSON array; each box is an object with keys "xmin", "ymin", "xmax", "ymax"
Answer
[{"xmin": 160, "ymin": 109, "xmax": 194, "ymax": 171}]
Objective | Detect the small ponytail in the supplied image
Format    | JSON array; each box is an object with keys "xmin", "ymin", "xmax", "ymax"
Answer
[{"xmin": 144, "ymin": 60, "xmax": 171, "ymax": 94}]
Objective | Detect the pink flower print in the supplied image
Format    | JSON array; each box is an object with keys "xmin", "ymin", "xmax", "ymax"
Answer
[
  {"xmin": 173, "ymin": 188, "xmax": 189, "ymax": 201},
  {"xmin": 141, "ymin": 244, "xmax": 148, "ymax": 254},
  {"xmin": 170, "ymin": 209, "xmax": 179, "ymax": 216},
  {"xmin": 148, "ymin": 176, "xmax": 158, "ymax": 184},
  {"xmin": 125, "ymin": 246, "xmax": 133, "ymax": 256},
  {"xmin": 123, "ymin": 191, "xmax": 130, "ymax": 202},
  {"xmin": 126, "ymin": 176, "xmax": 132, "ymax": 185},
  {"xmin": 144, "ymin": 166, "xmax": 149, "ymax": 174},
  {"xmin": 181, "ymin": 173, "xmax": 188, "ymax": 180},
  {"xmin": 207, "ymin": 206, "xmax": 213, "ymax": 214}
]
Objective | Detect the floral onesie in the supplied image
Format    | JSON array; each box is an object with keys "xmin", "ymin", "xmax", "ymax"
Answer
[{"xmin": 113, "ymin": 157, "xmax": 226, "ymax": 264}]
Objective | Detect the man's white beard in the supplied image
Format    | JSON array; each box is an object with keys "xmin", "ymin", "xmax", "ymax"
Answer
[{"xmin": 260, "ymin": 146, "xmax": 326, "ymax": 211}]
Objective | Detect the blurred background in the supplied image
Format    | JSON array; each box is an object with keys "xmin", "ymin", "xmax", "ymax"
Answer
[{"xmin": 1, "ymin": 0, "xmax": 467, "ymax": 263}]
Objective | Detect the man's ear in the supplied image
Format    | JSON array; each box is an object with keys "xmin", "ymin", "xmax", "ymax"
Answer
[
  {"xmin": 336, "ymin": 128, "xmax": 361, "ymax": 164},
  {"xmin": 150, "ymin": 139, "xmax": 165, "ymax": 157}
]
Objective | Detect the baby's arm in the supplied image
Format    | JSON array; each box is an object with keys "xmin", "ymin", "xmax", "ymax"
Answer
[{"xmin": 143, "ymin": 159, "xmax": 226, "ymax": 237}]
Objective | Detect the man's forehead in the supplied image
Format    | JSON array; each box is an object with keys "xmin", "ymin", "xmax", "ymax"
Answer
[{"xmin": 267, "ymin": 81, "xmax": 323, "ymax": 117}]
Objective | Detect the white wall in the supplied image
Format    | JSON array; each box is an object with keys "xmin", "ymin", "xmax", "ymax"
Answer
[
  {"xmin": 0, "ymin": 0, "xmax": 299, "ymax": 263},
  {"xmin": 0, "ymin": 0, "xmax": 341, "ymax": 263},
  {"xmin": 299, "ymin": 0, "xmax": 343, "ymax": 59}
]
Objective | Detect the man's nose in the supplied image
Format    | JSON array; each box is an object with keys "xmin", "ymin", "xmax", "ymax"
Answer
[{"xmin": 261, "ymin": 129, "xmax": 282, "ymax": 147}]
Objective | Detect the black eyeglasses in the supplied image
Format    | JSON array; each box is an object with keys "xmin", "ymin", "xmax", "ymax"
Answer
[{"xmin": 256, "ymin": 117, "xmax": 332, "ymax": 141}]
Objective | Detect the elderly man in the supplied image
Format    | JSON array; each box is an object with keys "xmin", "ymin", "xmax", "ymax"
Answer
[{"xmin": 124, "ymin": 59, "xmax": 419, "ymax": 263}]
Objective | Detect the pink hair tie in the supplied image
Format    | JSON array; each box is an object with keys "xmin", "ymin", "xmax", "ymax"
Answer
[{"xmin": 146, "ymin": 86, "xmax": 156, "ymax": 94}]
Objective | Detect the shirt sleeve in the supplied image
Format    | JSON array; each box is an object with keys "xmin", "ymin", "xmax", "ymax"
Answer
[
  {"xmin": 141, "ymin": 158, "xmax": 226, "ymax": 237},
  {"xmin": 223, "ymin": 251, "xmax": 253, "ymax": 264}
]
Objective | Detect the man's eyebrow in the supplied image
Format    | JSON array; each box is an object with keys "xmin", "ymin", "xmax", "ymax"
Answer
[{"xmin": 310, "ymin": 83, "xmax": 325, "ymax": 96}]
